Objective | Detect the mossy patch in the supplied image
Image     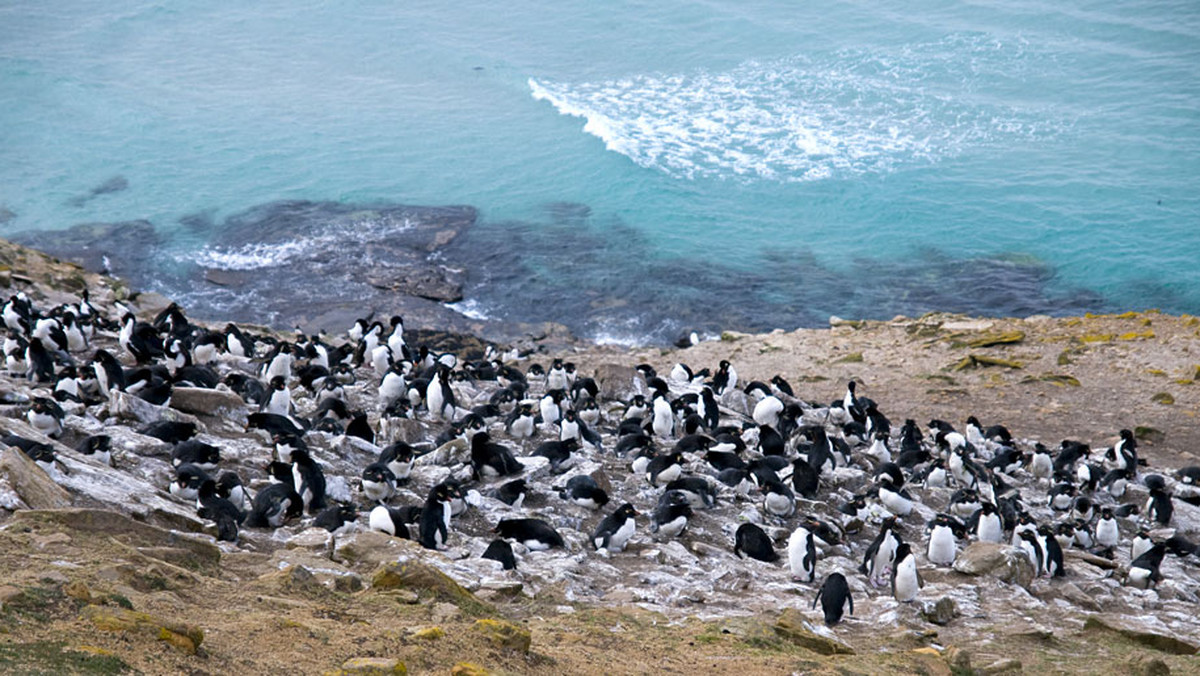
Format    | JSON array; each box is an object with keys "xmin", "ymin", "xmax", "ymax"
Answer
[
  {"xmin": 834, "ymin": 352, "xmax": 864, "ymax": 364},
  {"xmin": 951, "ymin": 354, "xmax": 1024, "ymax": 371},
  {"xmin": 0, "ymin": 641, "xmax": 131, "ymax": 675},
  {"xmin": 1150, "ymin": 392, "xmax": 1175, "ymax": 405}
]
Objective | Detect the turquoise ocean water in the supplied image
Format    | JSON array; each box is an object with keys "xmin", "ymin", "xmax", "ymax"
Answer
[{"xmin": 2, "ymin": 1, "xmax": 1198, "ymax": 343}]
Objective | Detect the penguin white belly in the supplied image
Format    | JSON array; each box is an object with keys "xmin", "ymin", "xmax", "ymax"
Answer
[
  {"xmin": 523, "ymin": 539, "xmax": 552, "ymax": 551},
  {"xmin": 1030, "ymin": 454, "xmax": 1052, "ymax": 478},
  {"xmin": 765, "ymin": 492, "xmax": 795, "ymax": 517},
  {"xmin": 925, "ymin": 467, "xmax": 947, "ymax": 488},
  {"xmin": 369, "ymin": 505, "xmax": 397, "ymax": 535},
  {"xmin": 362, "ymin": 479, "xmax": 393, "ymax": 502},
  {"xmin": 653, "ymin": 464, "xmax": 682, "ymax": 486},
  {"xmin": 1126, "ymin": 566, "xmax": 1152, "ymax": 589},
  {"xmin": 602, "ymin": 518, "xmax": 636, "ymax": 552},
  {"xmin": 927, "ymin": 526, "xmax": 957, "ymax": 565},
  {"xmin": 976, "ymin": 515, "xmax": 1003, "ymax": 544},
  {"xmin": 879, "ymin": 488, "xmax": 912, "ymax": 516},
  {"xmin": 787, "ymin": 529, "xmax": 814, "ymax": 581},
  {"xmin": 657, "ymin": 516, "xmax": 688, "ymax": 538},
  {"xmin": 893, "ymin": 556, "xmax": 921, "ymax": 602}
]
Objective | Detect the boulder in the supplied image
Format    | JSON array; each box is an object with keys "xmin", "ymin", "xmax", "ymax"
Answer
[
  {"xmin": 109, "ymin": 390, "xmax": 203, "ymax": 428},
  {"xmin": 0, "ymin": 447, "xmax": 72, "ymax": 509},
  {"xmin": 450, "ymin": 663, "xmax": 490, "ymax": 676},
  {"xmin": 472, "ymin": 618, "xmax": 531, "ymax": 653},
  {"xmin": 1084, "ymin": 616, "xmax": 1198, "ymax": 655},
  {"xmin": 593, "ymin": 364, "xmax": 640, "ymax": 402},
  {"xmin": 328, "ymin": 657, "xmax": 408, "ymax": 675},
  {"xmin": 774, "ymin": 608, "xmax": 855, "ymax": 655},
  {"xmin": 169, "ymin": 387, "xmax": 247, "ymax": 419},
  {"xmin": 370, "ymin": 560, "xmax": 493, "ymax": 616},
  {"xmin": 921, "ymin": 597, "xmax": 958, "ymax": 626},
  {"xmin": 953, "ymin": 542, "xmax": 1036, "ymax": 589},
  {"xmin": 81, "ymin": 604, "xmax": 204, "ymax": 655}
]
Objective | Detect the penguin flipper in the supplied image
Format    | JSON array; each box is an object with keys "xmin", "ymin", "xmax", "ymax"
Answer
[
  {"xmin": 847, "ymin": 593, "xmax": 854, "ymax": 616},
  {"xmin": 811, "ymin": 588, "xmax": 822, "ymax": 610},
  {"xmin": 916, "ymin": 566, "xmax": 925, "ymax": 589}
]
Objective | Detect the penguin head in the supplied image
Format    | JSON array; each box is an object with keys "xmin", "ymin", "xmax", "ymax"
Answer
[
  {"xmin": 615, "ymin": 503, "xmax": 638, "ymax": 519},
  {"xmin": 270, "ymin": 375, "xmax": 288, "ymax": 391}
]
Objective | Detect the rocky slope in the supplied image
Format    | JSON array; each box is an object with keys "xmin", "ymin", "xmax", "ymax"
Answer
[{"xmin": 0, "ymin": 239, "xmax": 1197, "ymax": 675}]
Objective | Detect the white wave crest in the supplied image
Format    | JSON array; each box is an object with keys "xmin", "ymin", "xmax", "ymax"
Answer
[
  {"xmin": 189, "ymin": 213, "xmax": 416, "ymax": 270},
  {"xmin": 530, "ymin": 35, "xmax": 1063, "ymax": 182}
]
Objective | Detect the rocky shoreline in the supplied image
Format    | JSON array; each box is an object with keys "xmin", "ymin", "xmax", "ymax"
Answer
[{"xmin": 0, "ymin": 238, "xmax": 1197, "ymax": 674}]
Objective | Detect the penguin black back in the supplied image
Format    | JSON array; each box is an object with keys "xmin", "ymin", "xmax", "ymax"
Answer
[{"xmin": 812, "ymin": 572, "xmax": 854, "ymax": 625}]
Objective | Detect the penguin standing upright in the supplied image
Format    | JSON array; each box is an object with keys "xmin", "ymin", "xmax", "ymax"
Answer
[
  {"xmin": 1095, "ymin": 507, "xmax": 1120, "ymax": 549},
  {"xmin": 891, "ymin": 542, "xmax": 924, "ymax": 603},
  {"xmin": 973, "ymin": 502, "xmax": 1004, "ymax": 544},
  {"xmin": 787, "ymin": 525, "xmax": 817, "ymax": 582},
  {"xmin": 418, "ymin": 483, "xmax": 456, "ymax": 550},
  {"xmin": 860, "ymin": 517, "xmax": 902, "ymax": 587},
  {"xmin": 426, "ymin": 365, "xmax": 456, "ymax": 420},
  {"xmin": 651, "ymin": 394, "xmax": 675, "ymax": 439},
  {"xmin": 812, "ymin": 573, "xmax": 854, "ymax": 625},
  {"xmin": 927, "ymin": 514, "xmax": 958, "ymax": 566}
]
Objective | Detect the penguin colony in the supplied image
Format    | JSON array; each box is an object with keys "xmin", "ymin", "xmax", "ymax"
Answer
[{"xmin": 2, "ymin": 287, "xmax": 1199, "ymax": 630}]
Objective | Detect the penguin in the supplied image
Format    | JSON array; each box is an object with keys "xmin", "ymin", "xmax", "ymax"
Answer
[
  {"xmin": 25, "ymin": 340, "xmax": 56, "ymax": 383},
  {"xmin": 505, "ymin": 402, "xmax": 537, "ymax": 440},
  {"xmin": 244, "ymin": 482, "xmax": 303, "ymax": 528},
  {"xmin": 360, "ymin": 461, "xmax": 397, "ymax": 503},
  {"xmin": 791, "ymin": 459, "xmax": 820, "ymax": 499},
  {"xmin": 698, "ymin": 387, "xmax": 720, "ymax": 431},
  {"xmin": 539, "ymin": 389, "xmax": 566, "ymax": 426},
  {"xmin": 215, "ymin": 471, "xmax": 247, "ymax": 512},
  {"xmin": 758, "ymin": 425, "xmax": 786, "ymax": 457},
  {"xmin": 493, "ymin": 518, "xmax": 564, "ymax": 551},
  {"xmin": 733, "ymin": 523, "xmax": 778, "ymax": 562},
  {"xmin": 172, "ymin": 439, "xmax": 220, "ymax": 471},
  {"xmin": 1126, "ymin": 543, "xmax": 1166, "ymax": 589},
  {"xmin": 314, "ymin": 503, "xmax": 358, "ymax": 533},
  {"xmin": 471, "ymin": 432, "xmax": 523, "ymax": 480},
  {"xmin": 1109, "ymin": 428, "xmax": 1138, "ymax": 475},
  {"xmin": 557, "ymin": 475, "xmax": 609, "ymax": 510},
  {"xmin": 494, "ymin": 478, "xmax": 528, "ymax": 508},
  {"xmin": 546, "ymin": 359, "xmax": 570, "ymax": 391},
  {"xmin": 973, "ymin": 502, "xmax": 1004, "ymax": 544},
  {"xmin": 812, "ymin": 573, "xmax": 854, "ymax": 626},
  {"xmin": 1048, "ymin": 482, "xmax": 1076, "ymax": 511},
  {"xmin": 169, "ymin": 464, "xmax": 209, "ymax": 502},
  {"xmin": 533, "ymin": 438, "xmax": 579, "ymax": 474},
  {"xmin": 926, "ymin": 514, "xmax": 958, "ymax": 566},
  {"xmin": 752, "ymin": 395, "xmax": 784, "ymax": 429},
  {"xmin": 26, "ymin": 397, "xmax": 64, "ymax": 438},
  {"xmin": 891, "ymin": 542, "xmax": 924, "ymax": 603},
  {"xmin": 867, "ymin": 432, "xmax": 892, "ymax": 465},
  {"xmin": 1037, "ymin": 525, "xmax": 1066, "ymax": 577},
  {"xmin": 663, "ymin": 476, "xmax": 717, "ymax": 510},
  {"xmin": 1017, "ymin": 530, "xmax": 1045, "ymax": 575},
  {"xmin": 1146, "ymin": 487, "xmax": 1173, "ymax": 526},
  {"xmin": 426, "ymin": 365, "xmax": 456, "ymax": 420},
  {"xmin": 651, "ymin": 394, "xmax": 675, "ymax": 439},
  {"xmin": 787, "ymin": 525, "xmax": 817, "ymax": 582},
  {"xmin": 860, "ymin": 517, "xmax": 902, "ymax": 587},
  {"xmin": 710, "ymin": 360, "xmax": 738, "ymax": 395},
  {"xmin": 262, "ymin": 375, "xmax": 292, "ymax": 416},
  {"xmin": 75, "ymin": 434, "xmax": 113, "ymax": 467},
  {"xmin": 1131, "ymin": 530, "xmax": 1154, "ymax": 562},
  {"xmin": 140, "ymin": 420, "xmax": 197, "ymax": 444},
  {"xmin": 482, "ymin": 539, "xmax": 517, "ymax": 570},
  {"xmin": 646, "ymin": 451, "xmax": 683, "ymax": 487},
  {"xmin": 369, "ymin": 504, "xmax": 411, "ymax": 538},
  {"xmin": 651, "ymin": 490, "xmax": 693, "ymax": 539},
  {"xmin": 1095, "ymin": 507, "xmax": 1119, "ymax": 549},
  {"xmin": 878, "ymin": 483, "xmax": 914, "ymax": 517},
  {"xmin": 623, "ymin": 394, "xmax": 649, "ymax": 421},
  {"xmin": 921, "ymin": 459, "xmax": 948, "ymax": 488},
  {"xmin": 1028, "ymin": 443, "xmax": 1053, "ymax": 480},
  {"xmin": 290, "ymin": 449, "xmax": 327, "ymax": 514},
  {"xmin": 418, "ymin": 482, "xmax": 456, "ymax": 550},
  {"xmin": 378, "ymin": 441, "xmax": 416, "ymax": 483},
  {"xmin": 762, "ymin": 479, "xmax": 796, "ymax": 518},
  {"xmin": 592, "ymin": 503, "xmax": 638, "ymax": 553},
  {"xmin": 1010, "ymin": 513, "xmax": 1038, "ymax": 548},
  {"xmin": 197, "ymin": 479, "xmax": 244, "ymax": 542},
  {"xmin": 1101, "ymin": 468, "xmax": 1129, "ymax": 499}
]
